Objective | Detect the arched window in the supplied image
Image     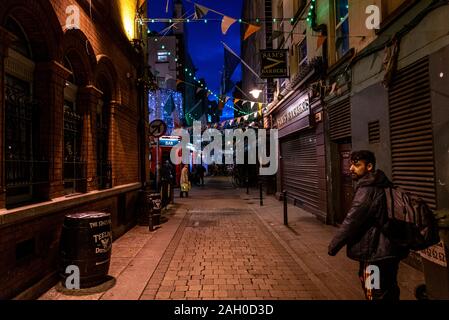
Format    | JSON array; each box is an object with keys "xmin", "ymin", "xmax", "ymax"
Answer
[
  {"xmin": 63, "ymin": 56, "xmax": 84, "ymax": 194},
  {"xmin": 4, "ymin": 16, "xmax": 46, "ymax": 208},
  {"xmin": 96, "ymin": 76, "xmax": 112, "ymax": 189}
]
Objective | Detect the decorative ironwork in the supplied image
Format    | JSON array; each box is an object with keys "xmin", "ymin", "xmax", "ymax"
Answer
[
  {"xmin": 4, "ymin": 81, "xmax": 48, "ymax": 206},
  {"xmin": 63, "ymin": 106, "xmax": 85, "ymax": 193}
]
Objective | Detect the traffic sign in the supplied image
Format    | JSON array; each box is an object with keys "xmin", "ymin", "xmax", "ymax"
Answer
[{"xmin": 149, "ymin": 119, "xmax": 167, "ymax": 138}]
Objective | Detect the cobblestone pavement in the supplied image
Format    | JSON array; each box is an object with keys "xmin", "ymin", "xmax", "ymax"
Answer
[{"xmin": 40, "ymin": 176, "xmax": 424, "ymax": 300}]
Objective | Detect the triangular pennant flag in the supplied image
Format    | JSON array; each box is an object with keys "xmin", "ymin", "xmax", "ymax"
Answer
[
  {"xmin": 244, "ymin": 24, "xmax": 261, "ymax": 40},
  {"xmin": 176, "ymin": 79, "xmax": 182, "ymax": 86},
  {"xmin": 250, "ymin": 101, "xmax": 255, "ymax": 110},
  {"xmin": 225, "ymin": 97, "xmax": 230, "ymax": 103},
  {"xmin": 258, "ymin": 103, "xmax": 263, "ymax": 116},
  {"xmin": 194, "ymin": 3, "xmax": 209, "ymax": 20},
  {"xmin": 233, "ymin": 98, "xmax": 240, "ymax": 105},
  {"xmin": 196, "ymin": 87, "xmax": 202, "ymax": 94},
  {"xmin": 317, "ymin": 35, "xmax": 327, "ymax": 50},
  {"xmin": 222, "ymin": 16, "xmax": 237, "ymax": 35},
  {"xmin": 254, "ymin": 111, "xmax": 258, "ymax": 118},
  {"xmin": 271, "ymin": 30, "xmax": 283, "ymax": 41},
  {"xmin": 230, "ymin": 119, "xmax": 234, "ymax": 125},
  {"xmin": 244, "ymin": 115, "xmax": 249, "ymax": 121}
]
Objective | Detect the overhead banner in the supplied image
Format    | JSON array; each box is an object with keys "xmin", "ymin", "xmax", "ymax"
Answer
[{"xmin": 260, "ymin": 49, "xmax": 289, "ymax": 79}]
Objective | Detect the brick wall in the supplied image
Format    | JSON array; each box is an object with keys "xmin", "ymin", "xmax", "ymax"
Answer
[{"xmin": 0, "ymin": 0, "xmax": 146, "ymax": 298}]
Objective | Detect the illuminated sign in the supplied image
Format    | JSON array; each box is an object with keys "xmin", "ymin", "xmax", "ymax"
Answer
[{"xmin": 159, "ymin": 136, "xmax": 181, "ymax": 147}]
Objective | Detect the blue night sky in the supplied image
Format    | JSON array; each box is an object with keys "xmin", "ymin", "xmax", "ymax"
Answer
[{"xmin": 147, "ymin": 0, "xmax": 243, "ymax": 120}]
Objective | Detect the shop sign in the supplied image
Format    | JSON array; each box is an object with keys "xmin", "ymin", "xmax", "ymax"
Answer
[
  {"xmin": 260, "ymin": 49, "xmax": 289, "ymax": 78},
  {"xmin": 419, "ymin": 241, "xmax": 447, "ymax": 267},
  {"xmin": 159, "ymin": 136, "xmax": 181, "ymax": 147},
  {"xmin": 275, "ymin": 95, "xmax": 310, "ymax": 129}
]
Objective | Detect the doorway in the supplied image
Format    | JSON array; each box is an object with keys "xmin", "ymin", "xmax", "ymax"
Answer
[{"xmin": 336, "ymin": 143, "xmax": 353, "ymax": 223}]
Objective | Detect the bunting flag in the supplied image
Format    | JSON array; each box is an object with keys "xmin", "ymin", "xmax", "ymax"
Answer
[
  {"xmin": 194, "ymin": 3, "xmax": 209, "ymax": 20},
  {"xmin": 258, "ymin": 103, "xmax": 263, "ymax": 116},
  {"xmin": 230, "ymin": 119, "xmax": 234, "ymax": 125},
  {"xmin": 250, "ymin": 101, "xmax": 255, "ymax": 110},
  {"xmin": 233, "ymin": 98, "xmax": 240, "ymax": 105},
  {"xmin": 225, "ymin": 96, "xmax": 231, "ymax": 103},
  {"xmin": 244, "ymin": 24, "xmax": 261, "ymax": 40},
  {"xmin": 164, "ymin": 94, "xmax": 175, "ymax": 115},
  {"xmin": 224, "ymin": 45, "xmax": 241, "ymax": 92},
  {"xmin": 222, "ymin": 16, "xmax": 237, "ymax": 35},
  {"xmin": 254, "ymin": 111, "xmax": 258, "ymax": 118},
  {"xmin": 176, "ymin": 79, "xmax": 182, "ymax": 86},
  {"xmin": 271, "ymin": 30, "xmax": 283, "ymax": 41},
  {"xmin": 244, "ymin": 115, "xmax": 249, "ymax": 121},
  {"xmin": 196, "ymin": 87, "xmax": 202, "ymax": 94},
  {"xmin": 317, "ymin": 35, "xmax": 327, "ymax": 50}
]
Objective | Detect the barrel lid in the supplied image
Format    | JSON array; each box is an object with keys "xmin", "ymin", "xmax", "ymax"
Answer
[{"xmin": 65, "ymin": 211, "xmax": 110, "ymax": 220}]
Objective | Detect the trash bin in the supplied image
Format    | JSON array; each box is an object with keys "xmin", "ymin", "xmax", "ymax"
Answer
[
  {"xmin": 420, "ymin": 209, "xmax": 449, "ymax": 299},
  {"xmin": 59, "ymin": 211, "xmax": 112, "ymax": 289}
]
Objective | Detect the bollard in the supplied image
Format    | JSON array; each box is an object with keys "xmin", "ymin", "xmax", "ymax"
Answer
[
  {"xmin": 283, "ymin": 190, "xmax": 288, "ymax": 226},
  {"xmin": 259, "ymin": 183, "xmax": 263, "ymax": 206}
]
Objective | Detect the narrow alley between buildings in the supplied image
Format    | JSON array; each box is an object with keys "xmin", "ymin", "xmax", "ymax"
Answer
[{"xmin": 40, "ymin": 177, "xmax": 424, "ymax": 301}]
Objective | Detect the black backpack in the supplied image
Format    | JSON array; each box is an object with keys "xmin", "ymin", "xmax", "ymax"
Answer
[{"xmin": 382, "ymin": 186, "xmax": 440, "ymax": 251}]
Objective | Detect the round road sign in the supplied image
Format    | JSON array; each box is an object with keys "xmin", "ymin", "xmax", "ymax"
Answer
[{"xmin": 149, "ymin": 119, "xmax": 167, "ymax": 138}]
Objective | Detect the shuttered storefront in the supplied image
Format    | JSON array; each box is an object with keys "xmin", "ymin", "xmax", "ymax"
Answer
[
  {"xmin": 281, "ymin": 129, "xmax": 319, "ymax": 213},
  {"xmin": 389, "ymin": 57, "xmax": 437, "ymax": 209},
  {"xmin": 328, "ymin": 96, "xmax": 351, "ymax": 141}
]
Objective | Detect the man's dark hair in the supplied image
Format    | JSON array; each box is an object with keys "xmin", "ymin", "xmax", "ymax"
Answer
[{"xmin": 351, "ymin": 150, "xmax": 376, "ymax": 169}]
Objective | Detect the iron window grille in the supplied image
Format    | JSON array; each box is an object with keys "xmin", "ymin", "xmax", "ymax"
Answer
[
  {"xmin": 63, "ymin": 101, "xmax": 86, "ymax": 194},
  {"xmin": 5, "ymin": 81, "xmax": 49, "ymax": 208}
]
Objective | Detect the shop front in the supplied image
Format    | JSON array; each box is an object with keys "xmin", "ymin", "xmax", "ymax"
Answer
[{"xmin": 271, "ymin": 90, "xmax": 327, "ymax": 221}]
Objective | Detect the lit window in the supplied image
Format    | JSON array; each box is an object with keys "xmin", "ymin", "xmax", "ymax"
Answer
[
  {"xmin": 157, "ymin": 51, "xmax": 169, "ymax": 63},
  {"xmin": 335, "ymin": 0, "xmax": 349, "ymax": 60}
]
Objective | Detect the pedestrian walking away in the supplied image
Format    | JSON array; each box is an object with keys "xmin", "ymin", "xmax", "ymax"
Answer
[
  {"xmin": 180, "ymin": 164, "xmax": 191, "ymax": 198},
  {"xmin": 328, "ymin": 150, "xmax": 409, "ymax": 300}
]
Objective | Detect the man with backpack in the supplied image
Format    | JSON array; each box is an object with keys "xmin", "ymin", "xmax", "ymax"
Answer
[{"xmin": 328, "ymin": 150, "xmax": 412, "ymax": 300}]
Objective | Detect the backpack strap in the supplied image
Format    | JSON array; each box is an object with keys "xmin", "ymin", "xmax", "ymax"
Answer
[{"xmin": 384, "ymin": 187, "xmax": 395, "ymax": 220}]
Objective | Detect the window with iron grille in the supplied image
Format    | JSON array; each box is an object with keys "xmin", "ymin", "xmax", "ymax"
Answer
[
  {"xmin": 368, "ymin": 120, "xmax": 380, "ymax": 144},
  {"xmin": 96, "ymin": 99, "xmax": 112, "ymax": 189},
  {"xmin": 5, "ymin": 76, "xmax": 48, "ymax": 208},
  {"xmin": 335, "ymin": 0, "xmax": 349, "ymax": 60},
  {"xmin": 63, "ymin": 99, "xmax": 85, "ymax": 194}
]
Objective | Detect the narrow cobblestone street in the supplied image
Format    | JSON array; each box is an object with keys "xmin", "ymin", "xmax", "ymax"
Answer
[{"xmin": 40, "ymin": 177, "xmax": 424, "ymax": 300}]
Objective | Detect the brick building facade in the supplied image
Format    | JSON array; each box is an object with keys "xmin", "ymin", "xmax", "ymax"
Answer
[{"xmin": 0, "ymin": 0, "xmax": 148, "ymax": 299}]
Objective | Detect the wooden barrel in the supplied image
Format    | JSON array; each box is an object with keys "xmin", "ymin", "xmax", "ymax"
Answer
[{"xmin": 59, "ymin": 212, "xmax": 112, "ymax": 288}]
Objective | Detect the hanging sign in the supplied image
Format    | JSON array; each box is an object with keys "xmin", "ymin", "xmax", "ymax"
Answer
[{"xmin": 260, "ymin": 49, "xmax": 289, "ymax": 78}]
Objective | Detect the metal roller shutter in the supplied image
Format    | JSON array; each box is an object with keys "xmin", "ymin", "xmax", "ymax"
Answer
[
  {"xmin": 328, "ymin": 97, "xmax": 351, "ymax": 141},
  {"xmin": 281, "ymin": 129, "xmax": 319, "ymax": 213},
  {"xmin": 389, "ymin": 57, "xmax": 437, "ymax": 209}
]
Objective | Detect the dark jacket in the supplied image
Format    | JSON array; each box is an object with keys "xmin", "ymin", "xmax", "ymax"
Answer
[{"xmin": 328, "ymin": 170, "xmax": 409, "ymax": 262}]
